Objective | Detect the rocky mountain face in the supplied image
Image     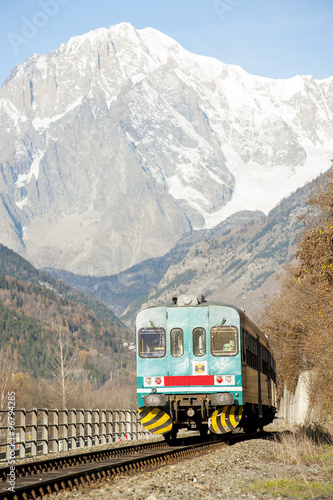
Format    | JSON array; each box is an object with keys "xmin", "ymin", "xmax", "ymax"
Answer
[
  {"xmin": 120, "ymin": 176, "xmax": 318, "ymax": 325},
  {"xmin": 48, "ymin": 174, "xmax": 319, "ymax": 326},
  {"xmin": 0, "ymin": 23, "xmax": 333, "ymax": 276},
  {"xmin": 48, "ymin": 209, "xmax": 266, "ymax": 316}
]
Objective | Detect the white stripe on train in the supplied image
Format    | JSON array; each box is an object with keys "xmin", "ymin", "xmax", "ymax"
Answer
[{"xmin": 137, "ymin": 386, "xmax": 243, "ymax": 393}]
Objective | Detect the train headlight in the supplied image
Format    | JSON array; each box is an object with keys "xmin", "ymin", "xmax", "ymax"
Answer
[
  {"xmin": 143, "ymin": 393, "xmax": 167, "ymax": 407},
  {"xmin": 210, "ymin": 393, "xmax": 234, "ymax": 406},
  {"xmin": 187, "ymin": 408, "xmax": 195, "ymax": 417}
]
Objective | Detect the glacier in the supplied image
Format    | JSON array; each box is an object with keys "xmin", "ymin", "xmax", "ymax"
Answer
[{"xmin": 0, "ymin": 22, "xmax": 332, "ymax": 275}]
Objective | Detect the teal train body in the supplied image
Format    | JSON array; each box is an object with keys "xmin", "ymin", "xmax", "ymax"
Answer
[{"xmin": 136, "ymin": 295, "xmax": 277, "ymax": 439}]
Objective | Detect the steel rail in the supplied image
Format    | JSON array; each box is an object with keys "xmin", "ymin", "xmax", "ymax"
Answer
[
  {"xmin": 0, "ymin": 440, "xmax": 167, "ymax": 482},
  {"xmin": 0, "ymin": 438, "xmax": 226, "ymax": 500}
]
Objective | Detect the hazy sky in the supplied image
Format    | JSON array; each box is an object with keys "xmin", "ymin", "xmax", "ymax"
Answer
[{"xmin": 1, "ymin": 0, "xmax": 333, "ymax": 87}]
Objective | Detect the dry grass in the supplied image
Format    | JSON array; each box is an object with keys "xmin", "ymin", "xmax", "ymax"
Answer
[
  {"xmin": 251, "ymin": 424, "xmax": 333, "ymax": 499},
  {"xmin": 272, "ymin": 424, "xmax": 333, "ymax": 466}
]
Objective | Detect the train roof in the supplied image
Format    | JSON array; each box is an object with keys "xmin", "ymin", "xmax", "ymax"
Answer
[
  {"xmin": 139, "ymin": 295, "xmax": 270, "ymax": 347},
  {"xmin": 141, "ymin": 295, "xmax": 244, "ymax": 315}
]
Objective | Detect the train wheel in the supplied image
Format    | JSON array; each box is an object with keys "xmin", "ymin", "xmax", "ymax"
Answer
[
  {"xmin": 198, "ymin": 425, "xmax": 208, "ymax": 438},
  {"xmin": 242, "ymin": 418, "xmax": 259, "ymax": 434},
  {"xmin": 164, "ymin": 428, "xmax": 178, "ymax": 445}
]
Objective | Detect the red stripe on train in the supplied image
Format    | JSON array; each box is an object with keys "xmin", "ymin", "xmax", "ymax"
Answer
[{"xmin": 164, "ymin": 375, "xmax": 214, "ymax": 386}]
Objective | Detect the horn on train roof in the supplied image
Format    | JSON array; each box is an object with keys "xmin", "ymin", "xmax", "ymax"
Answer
[{"xmin": 174, "ymin": 295, "xmax": 199, "ymax": 306}]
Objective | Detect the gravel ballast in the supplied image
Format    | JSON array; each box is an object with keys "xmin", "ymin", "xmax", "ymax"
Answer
[{"xmin": 42, "ymin": 431, "xmax": 333, "ymax": 500}]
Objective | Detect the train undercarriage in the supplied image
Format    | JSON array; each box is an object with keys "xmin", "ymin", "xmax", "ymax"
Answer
[{"xmin": 138, "ymin": 393, "xmax": 276, "ymax": 441}]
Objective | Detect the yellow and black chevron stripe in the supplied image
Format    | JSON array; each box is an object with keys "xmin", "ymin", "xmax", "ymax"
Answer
[
  {"xmin": 138, "ymin": 407, "xmax": 173, "ymax": 435},
  {"xmin": 208, "ymin": 405, "xmax": 243, "ymax": 434}
]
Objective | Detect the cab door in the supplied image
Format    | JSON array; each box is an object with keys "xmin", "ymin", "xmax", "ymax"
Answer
[
  {"xmin": 164, "ymin": 306, "xmax": 210, "ymax": 394},
  {"xmin": 188, "ymin": 306, "xmax": 210, "ymax": 392},
  {"xmin": 166, "ymin": 306, "xmax": 190, "ymax": 389}
]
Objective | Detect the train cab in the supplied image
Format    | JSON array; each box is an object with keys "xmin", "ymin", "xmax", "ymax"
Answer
[{"xmin": 136, "ymin": 295, "xmax": 276, "ymax": 438}]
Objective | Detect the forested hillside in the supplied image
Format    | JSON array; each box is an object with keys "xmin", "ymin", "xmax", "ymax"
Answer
[
  {"xmin": 0, "ymin": 245, "xmax": 136, "ymax": 409},
  {"xmin": 0, "ymin": 274, "xmax": 131, "ymax": 378},
  {"xmin": 0, "ymin": 244, "xmax": 124, "ymax": 327}
]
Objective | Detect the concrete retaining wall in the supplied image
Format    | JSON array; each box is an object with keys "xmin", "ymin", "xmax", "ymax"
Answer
[{"xmin": 276, "ymin": 371, "xmax": 319, "ymax": 424}]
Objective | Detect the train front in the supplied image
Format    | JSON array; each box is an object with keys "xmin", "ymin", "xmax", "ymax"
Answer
[{"xmin": 136, "ymin": 295, "xmax": 243, "ymax": 438}]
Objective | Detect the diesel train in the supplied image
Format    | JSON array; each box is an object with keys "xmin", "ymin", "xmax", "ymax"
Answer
[{"xmin": 136, "ymin": 294, "xmax": 277, "ymax": 440}]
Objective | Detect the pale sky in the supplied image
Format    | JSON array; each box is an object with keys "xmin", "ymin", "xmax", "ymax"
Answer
[{"xmin": 1, "ymin": 0, "xmax": 333, "ymax": 87}]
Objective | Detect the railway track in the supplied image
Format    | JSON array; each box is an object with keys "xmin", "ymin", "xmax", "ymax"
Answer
[{"xmin": 0, "ymin": 435, "xmax": 231, "ymax": 500}]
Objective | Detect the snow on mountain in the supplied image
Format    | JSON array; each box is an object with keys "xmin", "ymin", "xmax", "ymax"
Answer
[{"xmin": 0, "ymin": 23, "xmax": 332, "ymax": 276}]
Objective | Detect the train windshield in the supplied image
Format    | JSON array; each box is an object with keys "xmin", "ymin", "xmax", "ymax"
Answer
[
  {"xmin": 193, "ymin": 327, "xmax": 206, "ymax": 356},
  {"xmin": 139, "ymin": 328, "xmax": 166, "ymax": 358},
  {"xmin": 170, "ymin": 328, "xmax": 184, "ymax": 357},
  {"xmin": 210, "ymin": 326, "xmax": 238, "ymax": 356}
]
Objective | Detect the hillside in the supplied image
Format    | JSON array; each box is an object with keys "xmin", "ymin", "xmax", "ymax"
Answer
[
  {"xmin": 0, "ymin": 245, "xmax": 134, "ymax": 385},
  {"xmin": 121, "ymin": 177, "xmax": 318, "ymax": 325},
  {"xmin": 47, "ymin": 210, "xmax": 264, "ymax": 316},
  {"xmin": 0, "ymin": 244, "xmax": 124, "ymax": 327},
  {"xmin": 47, "ymin": 176, "xmax": 319, "ymax": 326}
]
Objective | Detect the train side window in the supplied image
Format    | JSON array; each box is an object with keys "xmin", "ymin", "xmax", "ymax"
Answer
[
  {"xmin": 241, "ymin": 327, "xmax": 246, "ymax": 362},
  {"xmin": 170, "ymin": 328, "xmax": 184, "ymax": 357},
  {"xmin": 261, "ymin": 345, "xmax": 269, "ymax": 376},
  {"xmin": 210, "ymin": 326, "xmax": 238, "ymax": 356},
  {"xmin": 138, "ymin": 328, "xmax": 166, "ymax": 358},
  {"xmin": 193, "ymin": 327, "xmax": 206, "ymax": 356},
  {"xmin": 270, "ymin": 355, "xmax": 277, "ymax": 383},
  {"xmin": 245, "ymin": 331, "xmax": 258, "ymax": 369}
]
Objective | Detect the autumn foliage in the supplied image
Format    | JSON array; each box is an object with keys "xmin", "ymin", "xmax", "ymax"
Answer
[
  {"xmin": 0, "ymin": 264, "xmax": 136, "ymax": 409},
  {"xmin": 261, "ymin": 167, "xmax": 333, "ymax": 421}
]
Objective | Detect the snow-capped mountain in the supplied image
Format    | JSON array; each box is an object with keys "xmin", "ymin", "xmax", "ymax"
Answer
[{"xmin": 0, "ymin": 23, "xmax": 332, "ymax": 276}]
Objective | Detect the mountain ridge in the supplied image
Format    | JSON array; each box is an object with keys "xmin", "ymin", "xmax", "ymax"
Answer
[
  {"xmin": 0, "ymin": 23, "xmax": 332, "ymax": 276},
  {"xmin": 0, "ymin": 243, "xmax": 124, "ymax": 327},
  {"xmin": 120, "ymin": 175, "xmax": 320, "ymax": 325},
  {"xmin": 46, "ymin": 209, "xmax": 266, "ymax": 316},
  {"xmin": 47, "ymin": 171, "xmax": 322, "ymax": 328}
]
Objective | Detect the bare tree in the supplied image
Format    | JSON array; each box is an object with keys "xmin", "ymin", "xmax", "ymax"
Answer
[
  {"xmin": 0, "ymin": 347, "xmax": 17, "ymax": 442},
  {"xmin": 261, "ymin": 168, "xmax": 333, "ymax": 419},
  {"xmin": 46, "ymin": 326, "xmax": 78, "ymax": 408},
  {"xmin": 0, "ymin": 346, "xmax": 16, "ymax": 411}
]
